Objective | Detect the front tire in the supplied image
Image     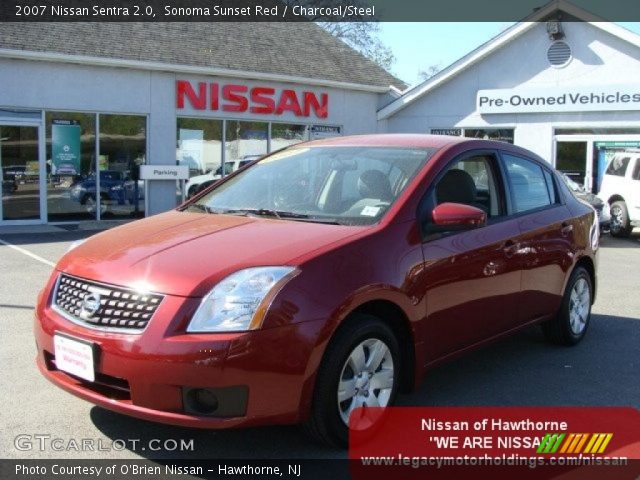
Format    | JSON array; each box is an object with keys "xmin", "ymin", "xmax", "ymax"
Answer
[
  {"xmin": 610, "ymin": 201, "xmax": 632, "ymax": 238},
  {"xmin": 542, "ymin": 266, "xmax": 592, "ymax": 346},
  {"xmin": 303, "ymin": 314, "xmax": 400, "ymax": 448},
  {"xmin": 83, "ymin": 194, "xmax": 108, "ymax": 215}
]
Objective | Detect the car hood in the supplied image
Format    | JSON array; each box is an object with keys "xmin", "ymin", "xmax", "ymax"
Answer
[{"xmin": 58, "ymin": 211, "xmax": 366, "ymax": 297}]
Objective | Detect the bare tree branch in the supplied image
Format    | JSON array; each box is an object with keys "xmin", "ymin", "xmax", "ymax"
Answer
[{"xmin": 278, "ymin": 1, "xmax": 395, "ymax": 70}]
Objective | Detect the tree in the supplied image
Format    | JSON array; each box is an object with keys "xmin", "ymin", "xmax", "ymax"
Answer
[
  {"xmin": 280, "ymin": 0, "xmax": 395, "ymax": 71},
  {"xmin": 418, "ymin": 64, "xmax": 441, "ymax": 81},
  {"xmin": 319, "ymin": 22, "xmax": 395, "ymax": 71}
]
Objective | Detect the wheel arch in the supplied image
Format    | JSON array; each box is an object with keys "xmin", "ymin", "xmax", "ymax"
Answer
[
  {"xmin": 574, "ymin": 256, "xmax": 596, "ymax": 304},
  {"xmin": 345, "ymin": 300, "xmax": 416, "ymax": 394},
  {"xmin": 607, "ymin": 194, "xmax": 625, "ymax": 205}
]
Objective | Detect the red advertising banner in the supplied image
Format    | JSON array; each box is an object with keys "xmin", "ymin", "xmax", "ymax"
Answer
[{"xmin": 350, "ymin": 407, "xmax": 640, "ymax": 480}]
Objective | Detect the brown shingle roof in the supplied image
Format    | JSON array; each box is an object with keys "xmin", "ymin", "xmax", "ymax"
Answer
[{"xmin": 0, "ymin": 22, "xmax": 405, "ymax": 89}]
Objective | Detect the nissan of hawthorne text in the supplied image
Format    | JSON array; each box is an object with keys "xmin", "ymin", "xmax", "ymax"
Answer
[{"xmin": 35, "ymin": 134, "xmax": 598, "ymax": 447}]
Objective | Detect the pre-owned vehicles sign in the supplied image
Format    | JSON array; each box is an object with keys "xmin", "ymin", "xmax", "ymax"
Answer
[{"xmin": 477, "ymin": 84, "xmax": 640, "ymax": 114}]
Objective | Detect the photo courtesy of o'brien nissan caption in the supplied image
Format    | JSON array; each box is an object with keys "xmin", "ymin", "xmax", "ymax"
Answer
[{"xmin": 35, "ymin": 135, "xmax": 599, "ymax": 447}]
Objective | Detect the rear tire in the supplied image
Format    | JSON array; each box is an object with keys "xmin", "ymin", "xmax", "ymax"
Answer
[
  {"xmin": 542, "ymin": 266, "xmax": 592, "ymax": 346},
  {"xmin": 609, "ymin": 201, "xmax": 632, "ymax": 238},
  {"xmin": 302, "ymin": 314, "xmax": 400, "ymax": 448}
]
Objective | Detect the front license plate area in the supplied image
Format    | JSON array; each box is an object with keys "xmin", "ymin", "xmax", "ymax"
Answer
[{"xmin": 54, "ymin": 332, "xmax": 96, "ymax": 382}]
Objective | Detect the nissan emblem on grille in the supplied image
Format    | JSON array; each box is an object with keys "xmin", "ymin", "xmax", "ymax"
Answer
[
  {"xmin": 80, "ymin": 292, "xmax": 101, "ymax": 318},
  {"xmin": 53, "ymin": 274, "xmax": 163, "ymax": 333}
]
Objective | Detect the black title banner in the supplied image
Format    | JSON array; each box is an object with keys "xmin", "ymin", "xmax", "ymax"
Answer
[{"xmin": 1, "ymin": 0, "xmax": 640, "ymax": 22}]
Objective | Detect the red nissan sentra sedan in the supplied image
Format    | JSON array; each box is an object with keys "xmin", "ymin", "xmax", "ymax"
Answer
[{"xmin": 34, "ymin": 135, "xmax": 598, "ymax": 446}]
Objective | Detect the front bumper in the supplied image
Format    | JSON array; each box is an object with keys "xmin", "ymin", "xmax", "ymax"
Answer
[{"xmin": 34, "ymin": 284, "xmax": 323, "ymax": 429}]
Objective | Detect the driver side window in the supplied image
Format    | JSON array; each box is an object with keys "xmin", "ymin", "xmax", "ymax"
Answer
[
  {"xmin": 419, "ymin": 152, "xmax": 504, "ymax": 239},
  {"xmin": 436, "ymin": 155, "xmax": 501, "ymax": 218}
]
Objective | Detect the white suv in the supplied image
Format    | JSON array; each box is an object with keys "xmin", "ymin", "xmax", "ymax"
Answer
[{"xmin": 598, "ymin": 150, "xmax": 640, "ymax": 237}]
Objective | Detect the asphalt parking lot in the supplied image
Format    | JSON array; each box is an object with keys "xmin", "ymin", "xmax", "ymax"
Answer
[{"xmin": 0, "ymin": 229, "xmax": 638, "ymax": 460}]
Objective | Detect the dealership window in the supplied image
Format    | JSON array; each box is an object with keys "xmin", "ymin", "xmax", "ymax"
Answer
[
  {"xmin": 176, "ymin": 118, "xmax": 223, "ymax": 178},
  {"xmin": 271, "ymin": 123, "xmax": 309, "ymax": 151},
  {"xmin": 99, "ymin": 114, "xmax": 147, "ymax": 219},
  {"xmin": 45, "ymin": 112, "xmax": 96, "ymax": 222},
  {"xmin": 224, "ymin": 120, "xmax": 268, "ymax": 175},
  {"xmin": 556, "ymin": 141, "xmax": 587, "ymax": 186},
  {"xmin": 502, "ymin": 154, "xmax": 554, "ymax": 213},
  {"xmin": 1, "ymin": 125, "xmax": 40, "ymax": 221},
  {"xmin": 429, "ymin": 128, "xmax": 514, "ymax": 144},
  {"xmin": 464, "ymin": 129, "xmax": 514, "ymax": 144}
]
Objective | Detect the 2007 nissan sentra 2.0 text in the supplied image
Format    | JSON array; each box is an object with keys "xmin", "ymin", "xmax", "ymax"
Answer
[{"xmin": 34, "ymin": 134, "xmax": 598, "ymax": 447}]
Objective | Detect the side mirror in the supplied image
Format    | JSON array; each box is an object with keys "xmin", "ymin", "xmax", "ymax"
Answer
[{"xmin": 432, "ymin": 202, "xmax": 487, "ymax": 228}]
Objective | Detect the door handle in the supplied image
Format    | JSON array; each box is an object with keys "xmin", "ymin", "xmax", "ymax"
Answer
[{"xmin": 561, "ymin": 222, "xmax": 573, "ymax": 236}]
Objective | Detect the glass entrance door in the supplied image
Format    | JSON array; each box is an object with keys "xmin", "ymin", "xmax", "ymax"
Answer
[{"xmin": 0, "ymin": 125, "xmax": 42, "ymax": 222}]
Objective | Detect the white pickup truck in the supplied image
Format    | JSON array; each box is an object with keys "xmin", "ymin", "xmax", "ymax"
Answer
[
  {"xmin": 185, "ymin": 155, "xmax": 261, "ymax": 198},
  {"xmin": 598, "ymin": 150, "xmax": 640, "ymax": 237}
]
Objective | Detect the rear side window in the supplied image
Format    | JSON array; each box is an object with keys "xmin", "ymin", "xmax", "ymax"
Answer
[
  {"xmin": 632, "ymin": 159, "xmax": 640, "ymax": 181},
  {"xmin": 502, "ymin": 154, "xmax": 554, "ymax": 213},
  {"xmin": 606, "ymin": 157, "xmax": 630, "ymax": 177}
]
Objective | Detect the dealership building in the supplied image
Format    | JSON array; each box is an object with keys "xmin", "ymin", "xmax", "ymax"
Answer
[
  {"xmin": 0, "ymin": 21, "xmax": 403, "ymax": 225},
  {"xmin": 2, "ymin": 0, "xmax": 640, "ymax": 226}
]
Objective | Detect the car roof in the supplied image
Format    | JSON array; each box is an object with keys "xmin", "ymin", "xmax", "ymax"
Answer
[{"xmin": 303, "ymin": 134, "xmax": 471, "ymax": 149}]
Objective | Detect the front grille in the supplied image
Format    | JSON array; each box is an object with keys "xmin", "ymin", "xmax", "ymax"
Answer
[{"xmin": 53, "ymin": 274, "xmax": 163, "ymax": 332}]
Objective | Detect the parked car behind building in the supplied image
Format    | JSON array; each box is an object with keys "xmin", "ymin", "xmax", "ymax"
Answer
[
  {"xmin": 560, "ymin": 173, "xmax": 610, "ymax": 232},
  {"xmin": 186, "ymin": 155, "xmax": 261, "ymax": 198}
]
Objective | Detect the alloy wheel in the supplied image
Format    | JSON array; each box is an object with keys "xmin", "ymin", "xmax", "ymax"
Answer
[
  {"xmin": 337, "ymin": 338, "xmax": 394, "ymax": 426},
  {"xmin": 569, "ymin": 277, "xmax": 590, "ymax": 335},
  {"xmin": 610, "ymin": 205, "xmax": 623, "ymax": 233}
]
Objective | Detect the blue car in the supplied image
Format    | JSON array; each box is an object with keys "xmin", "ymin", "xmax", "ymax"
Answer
[{"xmin": 70, "ymin": 171, "xmax": 127, "ymax": 214}]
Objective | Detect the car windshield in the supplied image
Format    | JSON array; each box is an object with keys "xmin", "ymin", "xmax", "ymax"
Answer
[{"xmin": 187, "ymin": 146, "xmax": 435, "ymax": 225}]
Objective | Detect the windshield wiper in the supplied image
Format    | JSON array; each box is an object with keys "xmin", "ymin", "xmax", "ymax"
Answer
[
  {"xmin": 185, "ymin": 204, "xmax": 213, "ymax": 214},
  {"xmin": 224, "ymin": 209, "xmax": 342, "ymax": 225},
  {"xmin": 224, "ymin": 208, "xmax": 283, "ymax": 219}
]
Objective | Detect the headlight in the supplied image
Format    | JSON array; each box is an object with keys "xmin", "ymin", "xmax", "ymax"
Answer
[{"xmin": 187, "ymin": 267, "xmax": 298, "ymax": 333}]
